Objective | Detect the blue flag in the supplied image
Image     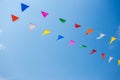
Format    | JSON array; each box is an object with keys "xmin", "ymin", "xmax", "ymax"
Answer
[
  {"xmin": 21, "ymin": 3, "xmax": 29, "ymax": 12},
  {"xmin": 57, "ymin": 35, "xmax": 64, "ymax": 40}
]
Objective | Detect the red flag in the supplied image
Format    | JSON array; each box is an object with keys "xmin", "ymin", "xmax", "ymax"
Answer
[
  {"xmin": 75, "ymin": 23, "xmax": 81, "ymax": 28},
  {"xmin": 11, "ymin": 14, "xmax": 19, "ymax": 22},
  {"xmin": 102, "ymin": 53, "xmax": 106, "ymax": 60},
  {"xmin": 90, "ymin": 49, "xmax": 96, "ymax": 55}
]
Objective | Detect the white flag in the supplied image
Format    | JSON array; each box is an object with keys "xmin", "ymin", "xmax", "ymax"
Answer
[
  {"xmin": 108, "ymin": 56, "xmax": 113, "ymax": 63},
  {"xmin": 96, "ymin": 33, "xmax": 105, "ymax": 39}
]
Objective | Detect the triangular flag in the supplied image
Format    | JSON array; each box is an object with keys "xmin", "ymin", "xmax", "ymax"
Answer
[
  {"xmin": 118, "ymin": 60, "xmax": 120, "ymax": 66},
  {"xmin": 81, "ymin": 45, "xmax": 87, "ymax": 48},
  {"xmin": 90, "ymin": 49, "xmax": 96, "ymax": 55},
  {"xmin": 59, "ymin": 18, "xmax": 66, "ymax": 23},
  {"xmin": 110, "ymin": 36, "xmax": 116, "ymax": 45},
  {"xmin": 42, "ymin": 29, "xmax": 51, "ymax": 36},
  {"xmin": 108, "ymin": 57, "xmax": 113, "ymax": 63},
  {"xmin": 29, "ymin": 23, "xmax": 36, "ymax": 31},
  {"xmin": 102, "ymin": 53, "xmax": 106, "ymax": 60},
  {"xmin": 96, "ymin": 33, "xmax": 105, "ymax": 39},
  {"xmin": 21, "ymin": 3, "xmax": 29, "ymax": 12},
  {"xmin": 86, "ymin": 28, "xmax": 93, "ymax": 35},
  {"xmin": 68, "ymin": 40, "xmax": 76, "ymax": 47},
  {"xmin": 57, "ymin": 35, "xmax": 64, "ymax": 40},
  {"xmin": 41, "ymin": 11, "xmax": 48, "ymax": 18},
  {"xmin": 11, "ymin": 14, "xmax": 19, "ymax": 22},
  {"xmin": 75, "ymin": 23, "xmax": 81, "ymax": 28}
]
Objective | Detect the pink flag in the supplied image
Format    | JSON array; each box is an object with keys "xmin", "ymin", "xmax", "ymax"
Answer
[
  {"xmin": 41, "ymin": 11, "xmax": 48, "ymax": 18},
  {"xmin": 29, "ymin": 23, "xmax": 36, "ymax": 31},
  {"xmin": 68, "ymin": 40, "xmax": 76, "ymax": 47}
]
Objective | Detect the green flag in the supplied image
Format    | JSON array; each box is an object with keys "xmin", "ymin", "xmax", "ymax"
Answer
[
  {"xmin": 59, "ymin": 18, "xmax": 66, "ymax": 23},
  {"xmin": 81, "ymin": 45, "xmax": 87, "ymax": 48}
]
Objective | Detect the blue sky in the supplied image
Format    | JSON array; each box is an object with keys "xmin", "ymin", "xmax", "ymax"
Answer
[{"xmin": 0, "ymin": 0, "xmax": 120, "ymax": 80}]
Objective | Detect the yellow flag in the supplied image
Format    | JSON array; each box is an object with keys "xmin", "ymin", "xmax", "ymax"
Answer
[
  {"xmin": 42, "ymin": 29, "xmax": 51, "ymax": 36},
  {"xmin": 118, "ymin": 60, "xmax": 120, "ymax": 66},
  {"xmin": 110, "ymin": 36, "xmax": 116, "ymax": 45}
]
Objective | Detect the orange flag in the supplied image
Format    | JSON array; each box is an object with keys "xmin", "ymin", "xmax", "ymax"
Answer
[
  {"xmin": 11, "ymin": 14, "xmax": 19, "ymax": 22},
  {"xmin": 86, "ymin": 28, "xmax": 93, "ymax": 35}
]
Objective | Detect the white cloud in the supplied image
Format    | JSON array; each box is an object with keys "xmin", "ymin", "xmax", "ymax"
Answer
[
  {"xmin": 0, "ymin": 44, "xmax": 7, "ymax": 50},
  {"xmin": 0, "ymin": 29, "xmax": 3, "ymax": 33}
]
